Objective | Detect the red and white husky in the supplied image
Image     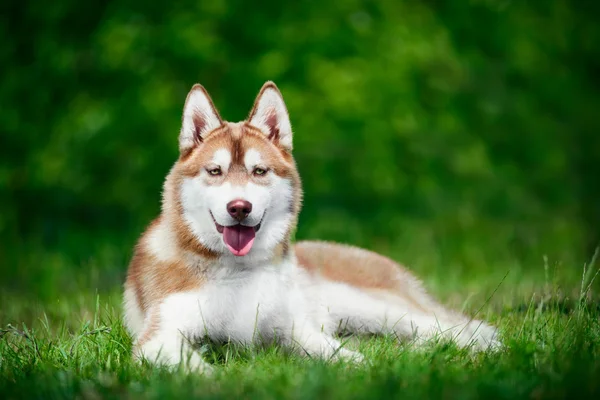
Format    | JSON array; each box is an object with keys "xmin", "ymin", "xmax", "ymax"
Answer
[{"xmin": 123, "ymin": 82, "xmax": 499, "ymax": 373}]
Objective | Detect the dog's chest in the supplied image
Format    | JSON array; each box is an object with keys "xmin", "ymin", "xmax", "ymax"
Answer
[{"xmin": 190, "ymin": 265, "xmax": 305, "ymax": 343}]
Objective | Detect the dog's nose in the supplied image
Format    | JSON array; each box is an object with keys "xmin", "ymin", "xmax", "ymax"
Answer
[{"xmin": 227, "ymin": 199, "xmax": 252, "ymax": 221}]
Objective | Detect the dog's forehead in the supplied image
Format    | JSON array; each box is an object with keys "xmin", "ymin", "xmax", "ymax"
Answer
[
  {"xmin": 178, "ymin": 121, "xmax": 293, "ymax": 178},
  {"xmin": 201, "ymin": 123, "xmax": 277, "ymax": 165},
  {"xmin": 211, "ymin": 148, "xmax": 232, "ymax": 166},
  {"xmin": 226, "ymin": 121, "xmax": 244, "ymax": 140},
  {"xmin": 230, "ymin": 127, "xmax": 273, "ymax": 159}
]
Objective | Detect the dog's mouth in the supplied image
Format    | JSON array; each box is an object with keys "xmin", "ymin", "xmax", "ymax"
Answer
[{"xmin": 210, "ymin": 212, "xmax": 262, "ymax": 257}]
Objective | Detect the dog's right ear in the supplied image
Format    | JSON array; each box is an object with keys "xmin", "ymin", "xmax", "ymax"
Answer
[{"xmin": 179, "ymin": 84, "xmax": 223, "ymax": 155}]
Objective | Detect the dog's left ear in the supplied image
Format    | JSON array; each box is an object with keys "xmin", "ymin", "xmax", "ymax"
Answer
[{"xmin": 247, "ymin": 81, "xmax": 293, "ymax": 151}]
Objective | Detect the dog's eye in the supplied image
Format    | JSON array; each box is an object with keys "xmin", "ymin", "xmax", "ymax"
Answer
[
  {"xmin": 253, "ymin": 167, "xmax": 267, "ymax": 176},
  {"xmin": 207, "ymin": 167, "xmax": 222, "ymax": 176}
]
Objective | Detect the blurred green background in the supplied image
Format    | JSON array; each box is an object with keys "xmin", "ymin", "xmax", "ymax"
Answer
[{"xmin": 1, "ymin": 0, "xmax": 599, "ymax": 303}]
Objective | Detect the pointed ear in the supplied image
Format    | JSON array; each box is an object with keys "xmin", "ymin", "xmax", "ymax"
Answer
[
  {"xmin": 179, "ymin": 84, "xmax": 223, "ymax": 154},
  {"xmin": 247, "ymin": 81, "xmax": 293, "ymax": 151}
]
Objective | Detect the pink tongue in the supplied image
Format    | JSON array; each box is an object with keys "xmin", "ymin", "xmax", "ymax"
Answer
[{"xmin": 222, "ymin": 225, "xmax": 256, "ymax": 256}]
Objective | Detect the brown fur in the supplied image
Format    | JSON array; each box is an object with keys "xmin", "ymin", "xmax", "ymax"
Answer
[
  {"xmin": 134, "ymin": 308, "xmax": 161, "ymax": 351},
  {"xmin": 126, "ymin": 217, "xmax": 206, "ymax": 314},
  {"xmin": 294, "ymin": 241, "xmax": 444, "ymax": 314},
  {"xmin": 178, "ymin": 124, "xmax": 297, "ymax": 180}
]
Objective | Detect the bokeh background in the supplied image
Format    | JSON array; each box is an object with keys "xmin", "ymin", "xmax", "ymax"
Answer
[{"xmin": 1, "ymin": 0, "xmax": 599, "ymax": 307}]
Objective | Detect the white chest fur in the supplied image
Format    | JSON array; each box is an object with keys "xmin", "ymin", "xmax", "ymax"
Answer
[{"xmin": 157, "ymin": 260, "xmax": 316, "ymax": 345}]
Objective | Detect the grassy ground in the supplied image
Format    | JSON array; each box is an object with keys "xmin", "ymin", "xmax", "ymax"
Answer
[{"xmin": 1, "ymin": 247, "xmax": 599, "ymax": 399}]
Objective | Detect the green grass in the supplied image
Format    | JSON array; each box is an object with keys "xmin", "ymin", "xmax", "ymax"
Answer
[{"xmin": 1, "ymin": 251, "xmax": 600, "ymax": 399}]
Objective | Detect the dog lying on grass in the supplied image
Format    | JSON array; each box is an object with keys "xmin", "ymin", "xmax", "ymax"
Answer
[{"xmin": 123, "ymin": 82, "xmax": 500, "ymax": 373}]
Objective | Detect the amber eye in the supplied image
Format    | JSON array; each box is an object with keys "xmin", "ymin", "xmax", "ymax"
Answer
[
  {"xmin": 207, "ymin": 167, "xmax": 222, "ymax": 176},
  {"xmin": 253, "ymin": 167, "xmax": 268, "ymax": 176}
]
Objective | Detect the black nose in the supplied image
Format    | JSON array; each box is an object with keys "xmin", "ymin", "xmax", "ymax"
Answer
[{"xmin": 227, "ymin": 199, "xmax": 252, "ymax": 221}]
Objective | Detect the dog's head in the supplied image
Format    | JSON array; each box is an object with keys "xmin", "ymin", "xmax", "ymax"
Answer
[{"xmin": 166, "ymin": 82, "xmax": 302, "ymax": 261}]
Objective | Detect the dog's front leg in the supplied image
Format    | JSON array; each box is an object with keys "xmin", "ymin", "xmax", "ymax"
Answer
[
  {"xmin": 132, "ymin": 306, "xmax": 213, "ymax": 374},
  {"xmin": 285, "ymin": 328, "xmax": 364, "ymax": 363}
]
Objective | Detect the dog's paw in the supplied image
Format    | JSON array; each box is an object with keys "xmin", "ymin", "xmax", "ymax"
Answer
[
  {"xmin": 181, "ymin": 352, "xmax": 215, "ymax": 375},
  {"xmin": 456, "ymin": 320, "xmax": 502, "ymax": 352},
  {"xmin": 332, "ymin": 348, "xmax": 365, "ymax": 363}
]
